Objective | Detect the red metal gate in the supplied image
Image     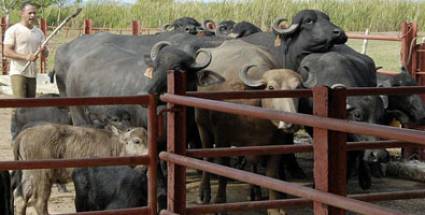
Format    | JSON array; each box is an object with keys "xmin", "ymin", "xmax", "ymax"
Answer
[
  {"xmin": 0, "ymin": 95, "xmax": 158, "ymax": 215},
  {"xmin": 160, "ymin": 70, "xmax": 425, "ymax": 215}
]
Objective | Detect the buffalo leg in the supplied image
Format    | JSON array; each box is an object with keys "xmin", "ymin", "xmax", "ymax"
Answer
[
  {"xmin": 266, "ymin": 155, "xmax": 285, "ymax": 215},
  {"xmin": 196, "ymin": 121, "xmax": 214, "ymax": 204}
]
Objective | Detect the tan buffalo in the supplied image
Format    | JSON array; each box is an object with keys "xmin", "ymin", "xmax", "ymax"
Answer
[{"xmin": 13, "ymin": 123, "xmax": 148, "ymax": 215}]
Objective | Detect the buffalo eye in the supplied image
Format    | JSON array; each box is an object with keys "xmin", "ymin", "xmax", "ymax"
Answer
[
  {"xmin": 112, "ymin": 117, "xmax": 119, "ymax": 122},
  {"xmin": 305, "ymin": 18, "xmax": 314, "ymax": 24},
  {"xmin": 134, "ymin": 139, "xmax": 141, "ymax": 144},
  {"xmin": 352, "ymin": 111, "xmax": 362, "ymax": 120},
  {"xmin": 268, "ymin": 85, "xmax": 274, "ymax": 90}
]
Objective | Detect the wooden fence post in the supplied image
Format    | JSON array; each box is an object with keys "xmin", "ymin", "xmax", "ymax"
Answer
[
  {"xmin": 313, "ymin": 86, "xmax": 347, "ymax": 215},
  {"xmin": 166, "ymin": 70, "xmax": 187, "ymax": 214}
]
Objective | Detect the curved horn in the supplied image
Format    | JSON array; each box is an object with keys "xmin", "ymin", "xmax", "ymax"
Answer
[
  {"xmin": 227, "ymin": 32, "xmax": 240, "ymax": 39},
  {"xmin": 300, "ymin": 67, "xmax": 317, "ymax": 88},
  {"xmin": 190, "ymin": 49, "xmax": 212, "ymax": 70},
  {"xmin": 239, "ymin": 65, "xmax": 265, "ymax": 87},
  {"xmin": 331, "ymin": 83, "xmax": 346, "ymax": 89},
  {"xmin": 272, "ymin": 18, "xmax": 299, "ymax": 35},
  {"xmin": 150, "ymin": 41, "xmax": 171, "ymax": 62}
]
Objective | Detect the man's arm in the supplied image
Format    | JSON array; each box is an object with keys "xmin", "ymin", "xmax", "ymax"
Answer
[{"xmin": 3, "ymin": 44, "xmax": 38, "ymax": 62}]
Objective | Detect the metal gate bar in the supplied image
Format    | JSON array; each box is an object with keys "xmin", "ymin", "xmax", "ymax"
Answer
[
  {"xmin": 0, "ymin": 94, "xmax": 158, "ymax": 215},
  {"xmin": 160, "ymin": 152, "xmax": 403, "ymax": 215},
  {"xmin": 186, "ymin": 140, "xmax": 415, "ymax": 158},
  {"xmin": 160, "ymin": 93, "xmax": 425, "ymax": 145},
  {"xmin": 185, "ymin": 189, "xmax": 425, "ymax": 214}
]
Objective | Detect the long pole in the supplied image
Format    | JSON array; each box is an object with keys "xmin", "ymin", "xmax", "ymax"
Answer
[{"xmin": 21, "ymin": 8, "xmax": 82, "ymax": 73}]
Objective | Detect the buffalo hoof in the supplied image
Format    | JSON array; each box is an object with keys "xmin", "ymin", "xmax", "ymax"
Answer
[
  {"xmin": 56, "ymin": 183, "xmax": 69, "ymax": 193},
  {"xmin": 197, "ymin": 189, "xmax": 211, "ymax": 204},
  {"xmin": 268, "ymin": 208, "xmax": 286, "ymax": 215},
  {"xmin": 359, "ymin": 175, "xmax": 372, "ymax": 190}
]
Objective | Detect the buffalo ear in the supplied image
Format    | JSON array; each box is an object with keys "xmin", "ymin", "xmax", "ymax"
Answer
[
  {"xmin": 197, "ymin": 70, "xmax": 225, "ymax": 87},
  {"xmin": 143, "ymin": 55, "xmax": 153, "ymax": 67}
]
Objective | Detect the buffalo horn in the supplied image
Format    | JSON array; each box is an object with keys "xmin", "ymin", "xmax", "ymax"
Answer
[
  {"xmin": 150, "ymin": 41, "xmax": 172, "ymax": 62},
  {"xmin": 190, "ymin": 49, "xmax": 212, "ymax": 70},
  {"xmin": 301, "ymin": 70, "xmax": 317, "ymax": 88},
  {"xmin": 272, "ymin": 18, "xmax": 299, "ymax": 35},
  {"xmin": 239, "ymin": 65, "xmax": 265, "ymax": 87}
]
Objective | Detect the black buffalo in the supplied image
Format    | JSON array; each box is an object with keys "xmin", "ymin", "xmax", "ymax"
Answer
[
  {"xmin": 161, "ymin": 17, "xmax": 205, "ymax": 35},
  {"xmin": 228, "ymin": 21, "xmax": 262, "ymax": 38},
  {"xmin": 214, "ymin": 20, "xmax": 236, "ymax": 38},
  {"xmin": 10, "ymin": 94, "xmax": 71, "ymax": 140},
  {"xmin": 378, "ymin": 67, "xmax": 425, "ymax": 125},
  {"xmin": 72, "ymin": 166, "xmax": 147, "ymax": 211},
  {"xmin": 241, "ymin": 9, "xmax": 347, "ymax": 69},
  {"xmin": 298, "ymin": 47, "xmax": 382, "ymax": 189},
  {"xmin": 0, "ymin": 171, "xmax": 12, "ymax": 215}
]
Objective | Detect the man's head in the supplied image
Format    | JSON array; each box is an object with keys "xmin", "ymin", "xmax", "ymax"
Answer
[{"xmin": 20, "ymin": 2, "xmax": 38, "ymax": 28}]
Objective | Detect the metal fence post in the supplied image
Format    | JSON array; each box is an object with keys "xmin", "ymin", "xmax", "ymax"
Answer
[
  {"xmin": 148, "ymin": 95, "xmax": 158, "ymax": 215},
  {"xmin": 313, "ymin": 86, "xmax": 347, "ymax": 215},
  {"xmin": 1, "ymin": 16, "xmax": 8, "ymax": 74},
  {"xmin": 40, "ymin": 18, "xmax": 47, "ymax": 73},
  {"xmin": 400, "ymin": 22, "xmax": 417, "ymax": 75},
  {"xmin": 166, "ymin": 70, "xmax": 187, "ymax": 214},
  {"xmin": 84, "ymin": 19, "xmax": 92, "ymax": 35},
  {"xmin": 132, "ymin": 20, "xmax": 140, "ymax": 36}
]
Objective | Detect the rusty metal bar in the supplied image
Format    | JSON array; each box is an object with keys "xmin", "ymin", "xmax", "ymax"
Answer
[
  {"xmin": 147, "ymin": 95, "xmax": 158, "ymax": 215},
  {"xmin": 186, "ymin": 140, "xmax": 415, "ymax": 158},
  {"xmin": 132, "ymin": 20, "xmax": 140, "ymax": 36},
  {"xmin": 159, "ymin": 210, "xmax": 180, "ymax": 215},
  {"xmin": 166, "ymin": 71, "xmax": 187, "ymax": 214},
  {"xmin": 312, "ymin": 86, "xmax": 347, "ymax": 215},
  {"xmin": 160, "ymin": 94, "xmax": 425, "ymax": 145},
  {"xmin": 347, "ymin": 33, "xmax": 401, "ymax": 41},
  {"xmin": 160, "ymin": 152, "xmax": 404, "ymax": 215},
  {"xmin": 40, "ymin": 18, "xmax": 47, "ymax": 73},
  {"xmin": 186, "ymin": 86, "xmax": 425, "ymax": 100},
  {"xmin": 185, "ymin": 189, "xmax": 425, "ymax": 214},
  {"xmin": 84, "ymin": 19, "xmax": 92, "ymax": 35},
  {"xmin": 0, "ymin": 156, "xmax": 149, "ymax": 171},
  {"xmin": 58, "ymin": 207, "xmax": 149, "ymax": 215},
  {"xmin": 0, "ymin": 95, "xmax": 149, "ymax": 108},
  {"xmin": 1, "ymin": 16, "xmax": 8, "ymax": 74},
  {"xmin": 401, "ymin": 22, "xmax": 414, "ymax": 73},
  {"xmin": 186, "ymin": 89, "xmax": 312, "ymax": 100}
]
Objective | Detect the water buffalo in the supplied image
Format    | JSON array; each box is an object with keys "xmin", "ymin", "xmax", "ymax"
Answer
[
  {"xmin": 72, "ymin": 166, "xmax": 147, "ymax": 212},
  {"xmin": 195, "ymin": 40, "xmax": 303, "ymax": 215},
  {"xmin": 298, "ymin": 47, "xmax": 383, "ymax": 189},
  {"xmin": 215, "ymin": 20, "xmax": 236, "ymax": 38},
  {"xmin": 240, "ymin": 9, "xmax": 347, "ymax": 69},
  {"xmin": 14, "ymin": 124, "xmax": 148, "ymax": 215},
  {"xmin": 378, "ymin": 67, "xmax": 425, "ymax": 125},
  {"xmin": 161, "ymin": 17, "xmax": 204, "ymax": 35},
  {"xmin": 0, "ymin": 171, "xmax": 12, "ymax": 215},
  {"xmin": 10, "ymin": 94, "xmax": 72, "ymax": 140}
]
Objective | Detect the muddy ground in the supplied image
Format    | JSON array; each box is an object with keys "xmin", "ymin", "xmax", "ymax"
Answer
[{"xmin": 0, "ymin": 93, "xmax": 425, "ymax": 215}]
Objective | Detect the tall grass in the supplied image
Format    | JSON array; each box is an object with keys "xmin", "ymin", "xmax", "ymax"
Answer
[{"xmin": 3, "ymin": 0, "xmax": 424, "ymax": 31}]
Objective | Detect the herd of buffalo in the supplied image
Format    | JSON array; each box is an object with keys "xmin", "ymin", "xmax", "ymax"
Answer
[{"xmin": 1, "ymin": 9, "xmax": 425, "ymax": 215}]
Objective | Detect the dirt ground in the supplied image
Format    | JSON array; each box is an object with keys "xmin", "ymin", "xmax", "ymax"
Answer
[{"xmin": 1, "ymin": 92, "xmax": 425, "ymax": 215}]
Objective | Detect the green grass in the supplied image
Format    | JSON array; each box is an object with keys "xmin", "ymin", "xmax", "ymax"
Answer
[
  {"xmin": 3, "ymin": 0, "xmax": 425, "ymax": 31},
  {"xmin": 347, "ymin": 37, "xmax": 402, "ymax": 72}
]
